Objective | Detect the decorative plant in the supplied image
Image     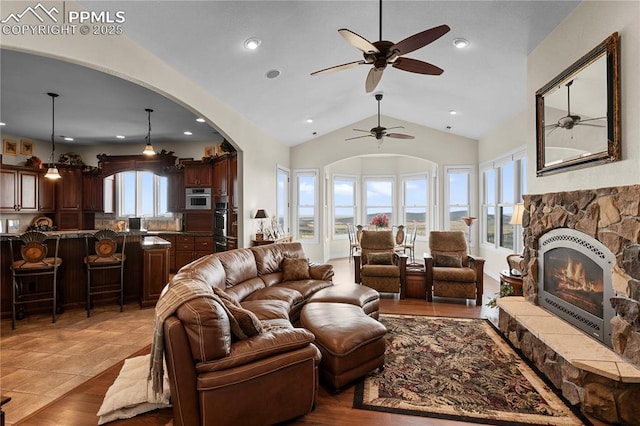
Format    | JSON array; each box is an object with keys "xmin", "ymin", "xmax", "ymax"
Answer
[
  {"xmin": 371, "ymin": 213, "xmax": 389, "ymax": 228},
  {"xmin": 486, "ymin": 282, "xmax": 515, "ymax": 308}
]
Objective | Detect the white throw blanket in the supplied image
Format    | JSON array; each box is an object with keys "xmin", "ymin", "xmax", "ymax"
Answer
[{"xmin": 97, "ymin": 354, "xmax": 171, "ymax": 425}]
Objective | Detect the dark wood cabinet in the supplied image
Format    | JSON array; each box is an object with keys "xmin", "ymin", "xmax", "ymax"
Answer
[
  {"xmin": 55, "ymin": 166, "xmax": 85, "ymax": 230},
  {"xmin": 38, "ymin": 171, "xmax": 56, "ymax": 212},
  {"xmin": 82, "ymin": 171, "xmax": 104, "ymax": 212},
  {"xmin": 174, "ymin": 235, "xmax": 214, "ymax": 271},
  {"xmin": 167, "ymin": 169, "xmax": 185, "ymax": 212},
  {"xmin": 140, "ymin": 237, "xmax": 171, "ymax": 308},
  {"xmin": 229, "ymin": 153, "xmax": 238, "ymax": 210},
  {"xmin": 184, "ymin": 162, "xmax": 212, "ymax": 187},
  {"xmin": 184, "ymin": 212, "xmax": 213, "ymax": 232},
  {"xmin": 0, "ymin": 167, "xmax": 38, "ymax": 212},
  {"xmin": 213, "ymin": 159, "xmax": 228, "ymax": 197}
]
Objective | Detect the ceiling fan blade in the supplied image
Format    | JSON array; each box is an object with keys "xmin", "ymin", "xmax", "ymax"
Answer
[
  {"xmin": 352, "ymin": 129, "xmax": 371, "ymax": 133},
  {"xmin": 393, "ymin": 57, "xmax": 444, "ymax": 75},
  {"xmin": 579, "ymin": 116, "xmax": 607, "ymax": 122},
  {"xmin": 345, "ymin": 134, "xmax": 373, "ymax": 141},
  {"xmin": 578, "ymin": 123, "xmax": 606, "ymax": 128},
  {"xmin": 338, "ymin": 29, "xmax": 379, "ymax": 54},
  {"xmin": 546, "ymin": 126, "xmax": 559, "ymax": 136},
  {"xmin": 386, "ymin": 133, "xmax": 415, "ymax": 139},
  {"xmin": 385, "ymin": 126, "xmax": 404, "ymax": 131},
  {"xmin": 311, "ymin": 60, "xmax": 366, "ymax": 76},
  {"xmin": 365, "ymin": 67, "xmax": 384, "ymax": 93},
  {"xmin": 391, "ymin": 24, "xmax": 451, "ymax": 56}
]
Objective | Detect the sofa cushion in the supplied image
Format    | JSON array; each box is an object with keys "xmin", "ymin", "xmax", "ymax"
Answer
[
  {"xmin": 274, "ymin": 279, "xmax": 333, "ymax": 300},
  {"xmin": 434, "ymin": 254, "xmax": 463, "ymax": 268},
  {"xmin": 216, "ymin": 249, "xmax": 260, "ymax": 287},
  {"xmin": 367, "ymin": 252, "xmax": 394, "ymax": 265},
  {"xmin": 240, "ymin": 299, "xmax": 291, "ymax": 321},
  {"xmin": 212, "ymin": 288, "xmax": 263, "ymax": 340},
  {"xmin": 361, "ymin": 264, "xmax": 400, "ymax": 278},
  {"xmin": 433, "ymin": 266, "xmax": 476, "ymax": 282},
  {"xmin": 195, "ymin": 327, "xmax": 316, "ymax": 374},
  {"xmin": 223, "ymin": 277, "xmax": 267, "ymax": 302},
  {"xmin": 251, "ymin": 242, "xmax": 306, "ymax": 276},
  {"xmin": 243, "ymin": 286, "xmax": 304, "ymax": 306},
  {"xmin": 179, "ymin": 255, "xmax": 227, "ymax": 290},
  {"xmin": 282, "ymin": 257, "xmax": 310, "ymax": 281},
  {"xmin": 175, "ymin": 296, "xmax": 231, "ymax": 363}
]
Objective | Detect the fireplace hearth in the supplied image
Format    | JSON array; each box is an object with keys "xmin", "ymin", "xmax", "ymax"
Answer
[{"xmin": 538, "ymin": 228, "xmax": 615, "ymax": 346}]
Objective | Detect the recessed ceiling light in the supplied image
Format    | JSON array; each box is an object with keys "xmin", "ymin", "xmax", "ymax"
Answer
[
  {"xmin": 306, "ymin": 119, "xmax": 313, "ymax": 124},
  {"xmin": 196, "ymin": 118, "xmax": 205, "ymax": 123},
  {"xmin": 116, "ymin": 135, "xmax": 125, "ymax": 139},
  {"xmin": 184, "ymin": 131, "xmax": 193, "ymax": 136},
  {"xmin": 265, "ymin": 69, "xmax": 281, "ymax": 79},
  {"xmin": 0, "ymin": 122, "xmax": 5, "ymax": 126},
  {"xmin": 446, "ymin": 126, "xmax": 452, "ymax": 130},
  {"xmin": 63, "ymin": 136, "xmax": 74, "ymax": 141},
  {"xmin": 453, "ymin": 38, "xmax": 470, "ymax": 49},
  {"xmin": 244, "ymin": 38, "xmax": 261, "ymax": 50},
  {"xmin": 449, "ymin": 110, "xmax": 457, "ymax": 115}
]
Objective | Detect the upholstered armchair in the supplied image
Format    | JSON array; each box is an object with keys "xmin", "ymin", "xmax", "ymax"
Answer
[
  {"xmin": 425, "ymin": 231, "xmax": 485, "ymax": 305},
  {"xmin": 354, "ymin": 230, "xmax": 407, "ymax": 298}
]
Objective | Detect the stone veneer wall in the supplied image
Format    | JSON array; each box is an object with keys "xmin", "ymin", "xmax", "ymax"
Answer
[{"xmin": 522, "ymin": 184, "xmax": 640, "ymax": 367}]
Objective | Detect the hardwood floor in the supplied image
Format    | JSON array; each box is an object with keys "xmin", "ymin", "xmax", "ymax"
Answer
[{"xmin": 13, "ymin": 257, "xmax": 503, "ymax": 426}]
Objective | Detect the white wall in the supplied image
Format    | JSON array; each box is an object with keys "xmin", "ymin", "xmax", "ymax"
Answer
[
  {"xmin": 292, "ymin": 114, "xmax": 478, "ymax": 262},
  {"xmin": 0, "ymin": 1, "xmax": 291, "ymax": 248},
  {"xmin": 526, "ymin": 0, "xmax": 640, "ymax": 194}
]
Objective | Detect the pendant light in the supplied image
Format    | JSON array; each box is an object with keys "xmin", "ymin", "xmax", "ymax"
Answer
[
  {"xmin": 142, "ymin": 108, "xmax": 156, "ymax": 155},
  {"xmin": 44, "ymin": 92, "xmax": 62, "ymax": 179}
]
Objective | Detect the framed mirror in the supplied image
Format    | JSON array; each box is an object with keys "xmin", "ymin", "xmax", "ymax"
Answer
[{"xmin": 536, "ymin": 32, "xmax": 620, "ymax": 176}]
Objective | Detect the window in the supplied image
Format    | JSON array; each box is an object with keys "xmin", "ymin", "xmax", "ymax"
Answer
[
  {"xmin": 402, "ymin": 175, "xmax": 428, "ymax": 237},
  {"xmin": 481, "ymin": 150, "xmax": 527, "ymax": 252},
  {"xmin": 116, "ymin": 171, "xmax": 170, "ymax": 218},
  {"xmin": 295, "ymin": 170, "xmax": 318, "ymax": 242},
  {"xmin": 333, "ymin": 176, "xmax": 356, "ymax": 237},
  {"xmin": 364, "ymin": 178, "xmax": 394, "ymax": 226},
  {"xmin": 276, "ymin": 166, "xmax": 290, "ymax": 232},
  {"xmin": 445, "ymin": 168, "xmax": 471, "ymax": 234}
]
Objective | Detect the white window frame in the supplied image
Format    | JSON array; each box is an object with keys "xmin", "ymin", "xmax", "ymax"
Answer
[
  {"xmin": 116, "ymin": 171, "xmax": 172, "ymax": 219},
  {"xmin": 401, "ymin": 173, "xmax": 429, "ymax": 239},
  {"xmin": 332, "ymin": 175, "xmax": 357, "ymax": 239},
  {"xmin": 362, "ymin": 176, "xmax": 395, "ymax": 227},
  {"xmin": 294, "ymin": 169, "xmax": 319, "ymax": 243},
  {"xmin": 276, "ymin": 165, "xmax": 290, "ymax": 233},
  {"xmin": 443, "ymin": 166, "xmax": 472, "ymax": 233}
]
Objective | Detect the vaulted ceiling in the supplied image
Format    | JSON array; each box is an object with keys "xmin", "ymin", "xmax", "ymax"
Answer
[{"xmin": 1, "ymin": 1, "xmax": 580, "ymax": 148}]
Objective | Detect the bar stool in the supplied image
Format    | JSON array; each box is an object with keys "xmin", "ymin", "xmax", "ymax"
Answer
[
  {"xmin": 84, "ymin": 230, "xmax": 126, "ymax": 317},
  {"xmin": 9, "ymin": 231, "xmax": 63, "ymax": 329}
]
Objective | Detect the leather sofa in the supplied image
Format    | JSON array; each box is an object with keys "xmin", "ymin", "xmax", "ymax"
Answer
[{"xmin": 162, "ymin": 242, "xmax": 336, "ymax": 426}]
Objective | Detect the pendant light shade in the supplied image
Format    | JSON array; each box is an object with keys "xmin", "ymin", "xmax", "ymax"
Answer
[
  {"xmin": 142, "ymin": 108, "xmax": 156, "ymax": 156},
  {"xmin": 45, "ymin": 93, "xmax": 61, "ymax": 180}
]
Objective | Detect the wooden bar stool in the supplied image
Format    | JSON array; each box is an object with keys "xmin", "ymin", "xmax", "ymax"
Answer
[
  {"xmin": 84, "ymin": 230, "xmax": 126, "ymax": 317},
  {"xmin": 9, "ymin": 231, "xmax": 63, "ymax": 329}
]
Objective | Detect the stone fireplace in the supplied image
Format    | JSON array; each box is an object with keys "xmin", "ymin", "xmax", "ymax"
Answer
[{"xmin": 496, "ymin": 184, "xmax": 640, "ymax": 424}]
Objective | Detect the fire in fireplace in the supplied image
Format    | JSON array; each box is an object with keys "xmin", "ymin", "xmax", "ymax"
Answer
[{"xmin": 538, "ymin": 228, "xmax": 615, "ymax": 347}]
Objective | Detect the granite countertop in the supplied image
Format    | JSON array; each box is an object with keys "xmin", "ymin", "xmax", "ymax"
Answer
[
  {"xmin": 0, "ymin": 230, "xmax": 216, "ymax": 241},
  {"xmin": 139, "ymin": 235, "xmax": 172, "ymax": 248}
]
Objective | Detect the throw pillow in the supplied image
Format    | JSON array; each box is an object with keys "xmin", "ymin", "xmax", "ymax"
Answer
[
  {"xmin": 212, "ymin": 289, "xmax": 263, "ymax": 340},
  {"xmin": 367, "ymin": 252, "xmax": 394, "ymax": 265},
  {"xmin": 434, "ymin": 254, "xmax": 463, "ymax": 268},
  {"xmin": 282, "ymin": 257, "xmax": 310, "ymax": 281}
]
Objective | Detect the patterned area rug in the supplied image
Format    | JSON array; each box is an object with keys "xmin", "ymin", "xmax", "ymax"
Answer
[{"xmin": 354, "ymin": 315, "xmax": 589, "ymax": 426}]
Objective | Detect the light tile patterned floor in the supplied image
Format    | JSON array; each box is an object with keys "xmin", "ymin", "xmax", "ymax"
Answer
[{"xmin": 0, "ymin": 303, "xmax": 155, "ymax": 425}]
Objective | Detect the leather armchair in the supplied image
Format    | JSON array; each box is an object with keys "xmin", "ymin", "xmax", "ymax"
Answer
[
  {"xmin": 425, "ymin": 231, "xmax": 485, "ymax": 305},
  {"xmin": 354, "ymin": 230, "xmax": 407, "ymax": 298}
]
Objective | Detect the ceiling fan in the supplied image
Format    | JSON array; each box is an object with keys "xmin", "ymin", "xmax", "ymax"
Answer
[
  {"xmin": 546, "ymin": 80, "xmax": 606, "ymax": 135},
  {"xmin": 311, "ymin": 0, "xmax": 450, "ymax": 93},
  {"xmin": 346, "ymin": 93, "xmax": 415, "ymax": 146}
]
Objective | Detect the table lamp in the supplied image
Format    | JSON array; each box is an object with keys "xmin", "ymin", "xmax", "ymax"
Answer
[
  {"xmin": 254, "ymin": 209, "xmax": 268, "ymax": 241},
  {"xmin": 461, "ymin": 216, "xmax": 477, "ymax": 254}
]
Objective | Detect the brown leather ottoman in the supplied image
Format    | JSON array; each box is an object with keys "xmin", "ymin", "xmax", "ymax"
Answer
[
  {"xmin": 300, "ymin": 302, "xmax": 386, "ymax": 390},
  {"xmin": 307, "ymin": 283, "xmax": 380, "ymax": 319}
]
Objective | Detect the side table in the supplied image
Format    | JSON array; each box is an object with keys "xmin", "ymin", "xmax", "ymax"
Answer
[
  {"xmin": 405, "ymin": 264, "xmax": 427, "ymax": 299},
  {"xmin": 499, "ymin": 269, "xmax": 523, "ymax": 296}
]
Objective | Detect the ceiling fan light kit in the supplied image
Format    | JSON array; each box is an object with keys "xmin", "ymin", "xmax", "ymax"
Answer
[
  {"xmin": 346, "ymin": 93, "xmax": 415, "ymax": 147},
  {"xmin": 311, "ymin": 0, "xmax": 450, "ymax": 93}
]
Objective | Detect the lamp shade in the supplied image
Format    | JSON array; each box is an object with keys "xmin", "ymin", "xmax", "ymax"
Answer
[
  {"xmin": 510, "ymin": 203, "xmax": 525, "ymax": 225},
  {"xmin": 254, "ymin": 209, "xmax": 268, "ymax": 219}
]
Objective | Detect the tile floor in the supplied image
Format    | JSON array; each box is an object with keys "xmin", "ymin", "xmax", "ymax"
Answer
[{"xmin": 0, "ymin": 303, "xmax": 155, "ymax": 425}]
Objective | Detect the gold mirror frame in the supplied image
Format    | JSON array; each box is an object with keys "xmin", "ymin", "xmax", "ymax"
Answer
[{"xmin": 536, "ymin": 32, "xmax": 620, "ymax": 176}]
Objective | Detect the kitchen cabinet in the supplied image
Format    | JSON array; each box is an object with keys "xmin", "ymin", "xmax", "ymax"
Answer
[
  {"xmin": 174, "ymin": 235, "xmax": 214, "ymax": 271},
  {"xmin": 166, "ymin": 169, "xmax": 185, "ymax": 212},
  {"xmin": 184, "ymin": 161, "xmax": 212, "ymax": 187},
  {"xmin": 228, "ymin": 153, "xmax": 238, "ymax": 210},
  {"xmin": 184, "ymin": 212, "xmax": 213, "ymax": 232},
  {"xmin": 38, "ymin": 170, "xmax": 56, "ymax": 212},
  {"xmin": 213, "ymin": 158, "xmax": 228, "ymax": 197},
  {"xmin": 0, "ymin": 167, "xmax": 38, "ymax": 212},
  {"xmin": 55, "ymin": 165, "xmax": 87, "ymax": 230},
  {"xmin": 140, "ymin": 236, "xmax": 171, "ymax": 308},
  {"xmin": 82, "ymin": 171, "xmax": 104, "ymax": 212}
]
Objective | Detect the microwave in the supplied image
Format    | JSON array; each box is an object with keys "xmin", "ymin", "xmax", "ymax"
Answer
[{"xmin": 185, "ymin": 188, "xmax": 211, "ymax": 210}]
